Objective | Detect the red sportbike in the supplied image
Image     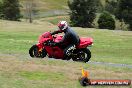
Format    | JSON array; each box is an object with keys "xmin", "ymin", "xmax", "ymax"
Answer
[{"xmin": 29, "ymin": 32, "xmax": 93, "ymax": 62}]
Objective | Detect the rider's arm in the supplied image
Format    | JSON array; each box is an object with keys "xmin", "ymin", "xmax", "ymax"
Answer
[
  {"xmin": 51, "ymin": 30, "xmax": 62, "ymax": 35},
  {"xmin": 55, "ymin": 34, "xmax": 67, "ymax": 46},
  {"xmin": 55, "ymin": 38, "xmax": 64, "ymax": 46}
]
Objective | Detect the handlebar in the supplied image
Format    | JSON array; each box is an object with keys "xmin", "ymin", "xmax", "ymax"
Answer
[{"xmin": 43, "ymin": 40, "xmax": 55, "ymax": 46}]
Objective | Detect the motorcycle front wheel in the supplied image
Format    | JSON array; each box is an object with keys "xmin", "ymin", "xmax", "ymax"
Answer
[{"xmin": 29, "ymin": 45, "xmax": 47, "ymax": 58}]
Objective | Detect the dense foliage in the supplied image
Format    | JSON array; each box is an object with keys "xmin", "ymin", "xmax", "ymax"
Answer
[
  {"xmin": 98, "ymin": 12, "xmax": 115, "ymax": 30},
  {"xmin": 105, "ymin": 0, "xmax": 118, "ymax": 15},
  {"xmin": 115, "ymin": 0, "xmax": 132, "ymax": 30},
  {"xmin": 68, "ymin": 0, "xmax": 98, "ymax": 28},
  {"xmin": 0, "ymin": 0, "xmax": 21, "ymax": 21}
]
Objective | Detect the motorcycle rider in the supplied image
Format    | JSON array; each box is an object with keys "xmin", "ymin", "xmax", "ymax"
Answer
[{"xmin": 51, "ymin": 21, "xmax": 80, "ymax": 60}]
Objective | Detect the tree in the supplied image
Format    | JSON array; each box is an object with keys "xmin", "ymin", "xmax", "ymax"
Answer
[
  {"xmin": 0, "ymin": 2, "xmax": 3, "ymax": 18},
  {"xmin": 115, "ymin": 0, "xmax": 132, "ymax": 30},
  {"xmin": 98, "ymin": 12, "xmax": 115, "ymax": 30},
  {"xmin": 68, "ymin": 0, "xmax": 97, "ymax": 28},
  {"xmin": 23, "ymin": 0, "xmax": 38, "ymax": 23},
  {"xmin": 0, "ymin": 0, "xmax": 21, "ymax": 21},
  {"xmin": 105, "ymin": 0, "xmax": 118, "ymax": 15}
]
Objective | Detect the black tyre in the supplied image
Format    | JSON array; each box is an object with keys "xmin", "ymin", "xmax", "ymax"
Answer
[
  {"xmin": 81, "ymin": 48, "xmax": 91, "ymax": 62},
  {"xmin": 29, "ymin": 45, "xmax": 47, "ymax": 58},
  {"xmin": 29, "ymin": 45, "xmax": 39, "ymax": 57},
  {"xmin": 41, "ymin": 49, "xmax": 47, "ymax": 58},
  {"xmin": 72, "ymin": 48, "xmax": 91, "ymax": 63}
]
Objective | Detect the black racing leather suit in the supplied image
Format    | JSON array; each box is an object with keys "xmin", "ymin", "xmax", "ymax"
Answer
[
  {"xmin": 51, "ymin": 27, "xmax": 80, "ymax": 46},
  {"xmin": 51, "ymin": 27, "xmax": 80, "ymax": 59}
]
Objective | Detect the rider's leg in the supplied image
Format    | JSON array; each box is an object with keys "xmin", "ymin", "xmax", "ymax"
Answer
[{"xmin": 63, "ymin": 44, "xmax": 76, "ymax": 60}]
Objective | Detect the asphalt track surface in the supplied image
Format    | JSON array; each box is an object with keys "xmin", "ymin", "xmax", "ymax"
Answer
[
  {"xmin": 87, "ymin": 61, "xmax": 132, "ymax": 68},
  {"xmin": 48, "ymin": 58, "xmax": 132, "ymax": 68},
  {"xmin": 0, "ymin": 53, "xmax": 132, "ymax": 69}
]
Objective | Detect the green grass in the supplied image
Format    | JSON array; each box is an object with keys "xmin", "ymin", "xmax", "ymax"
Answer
[
  {"xmin": 75, "ymin": 28, "xmax": 132, "ymax": 64},
  {"xmin": 0, "ymin": 57, "xmax": 131, "ymax": 88},
  {"xmin": 20, "ymin": 0, "xmax": 69, "ymax": 12},
  {"xmin": 20, "ymin": 0, "xmax": 107, "ymax": 11},
  {"xmin": 19, "ymin": 71, "xmax": 66, "ymax": 81},
  {"xmin": 41, "ymin": 16, "xmax": 70, "ymax": 24},
  {"xmin": 0, "ymin": 20, "xmax": 132, "ymax": 88},
  {"xmin": 0, "ymin": 20, "xmax": 132, "ymax": 64},
  {"xmin": 40, "ymin": 0, "xmax": 69, "ymax": 10}
]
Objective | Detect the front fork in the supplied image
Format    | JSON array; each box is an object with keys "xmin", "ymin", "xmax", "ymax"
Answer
[{"xmin": 36, "ymin": 43, "xmax": 44, "ymax": 55}]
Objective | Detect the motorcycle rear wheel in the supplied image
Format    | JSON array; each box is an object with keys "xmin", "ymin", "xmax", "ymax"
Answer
[{"xmin": 72, "ymin": 48, "xmax": 91, "ymax": 63}]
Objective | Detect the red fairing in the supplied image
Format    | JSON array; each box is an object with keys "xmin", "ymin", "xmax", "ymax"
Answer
[
  {"xmin": 36, "ymin": 32, "xmax": 64, "ymax": 59},
  {"xmin": 36, "ymin": 43, "xmax": 43, "ymax": 50},
  {"xmin": 35, "ymin": 31, "xmax": 93, "ymax": 59},
  {"xmin": 77, "ymin": 37, "xmax": 93, "ymax": 48},
  {"xmin": 38, "ymin": 32, "xmax": 53, "ymax": 44},
  {"xmin": 53, "ymin": 35, "xmax": 63, "ymax": 42}
]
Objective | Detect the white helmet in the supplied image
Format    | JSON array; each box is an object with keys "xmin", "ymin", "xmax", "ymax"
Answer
[{"xmin": 57, "ymin": 21, "xmax": 68, "ymax": 31}]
